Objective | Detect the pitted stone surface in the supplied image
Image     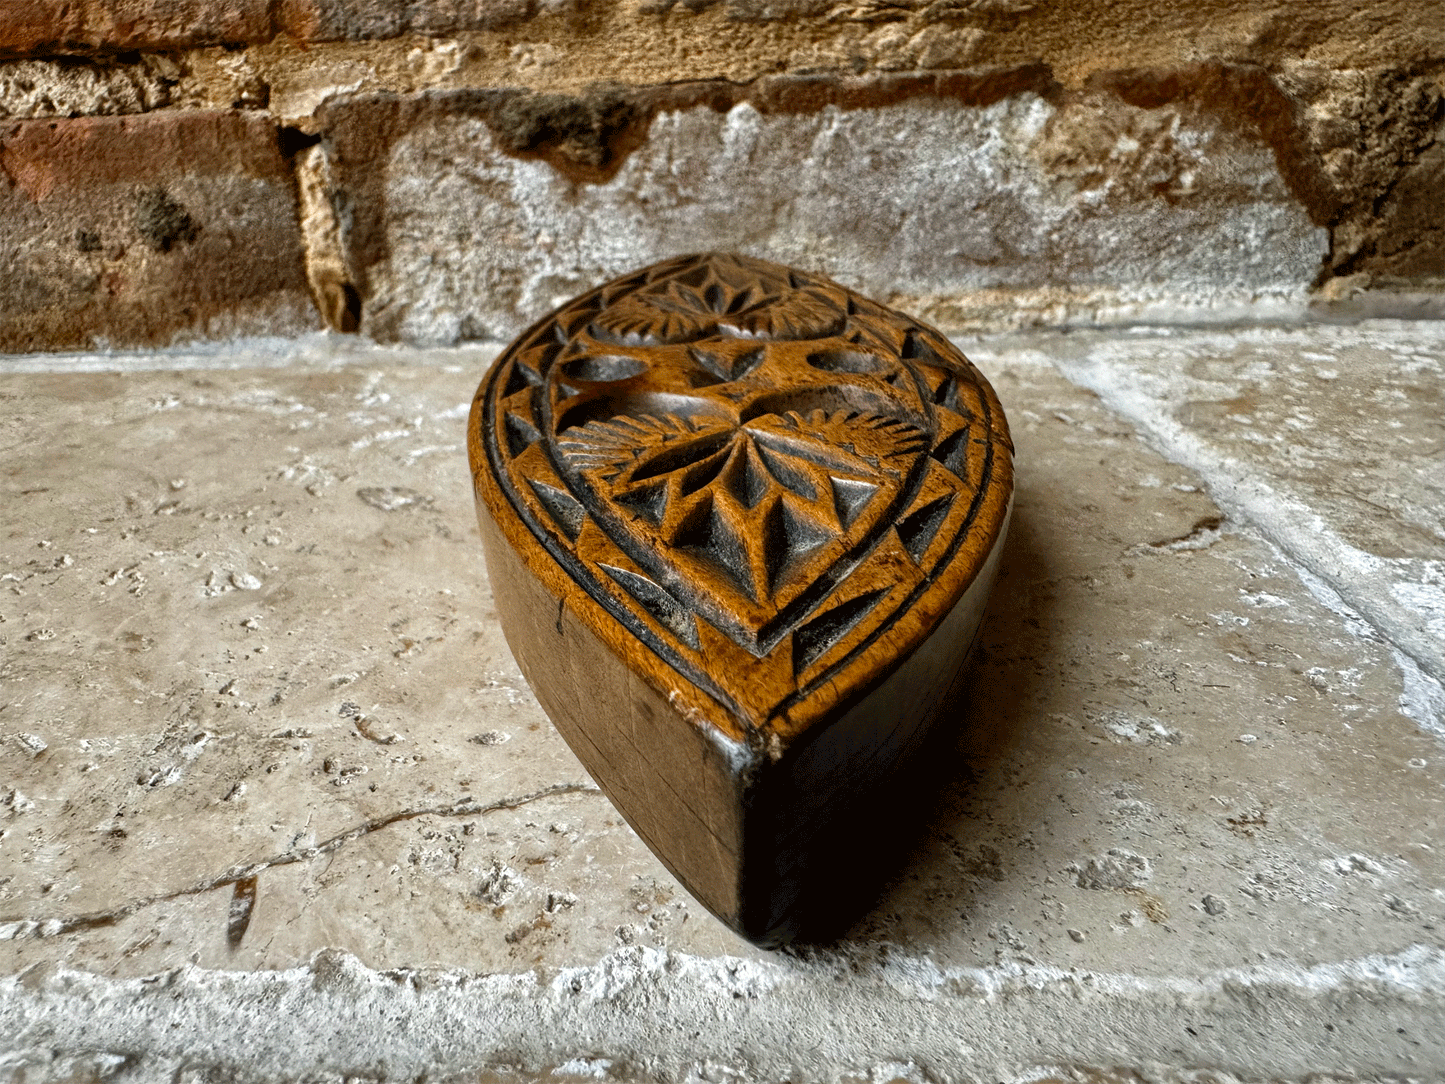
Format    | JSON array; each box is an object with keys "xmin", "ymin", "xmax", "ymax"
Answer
[
  {"xmin": 1026, "ymin": 323, "xmax": 1445, "ymax": 696},
  {"xmin": 0, "ymin": 348, "xmax": 746, "ymax": 974},
  {"xmin": 1, "ymin": 325, "xmax": 1442, "ymax": 1081}
]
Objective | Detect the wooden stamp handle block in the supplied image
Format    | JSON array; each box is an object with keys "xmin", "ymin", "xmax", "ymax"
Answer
[{"xmin": 469, "ymin": 253, "xmax": 1013, "ymax": 945}]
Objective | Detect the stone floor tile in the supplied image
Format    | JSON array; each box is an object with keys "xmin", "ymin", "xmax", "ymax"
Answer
[
  {"xmin": 0, "ymin": 329, "xmax": 1442, "ymax": 1081},
  {"xmin": 0, "ymin": 359, "xmax": 743, "ymax": 976},
  {"xmin": 1012, "ymin": 322, "xmax": 1445, "ymax": 706}
]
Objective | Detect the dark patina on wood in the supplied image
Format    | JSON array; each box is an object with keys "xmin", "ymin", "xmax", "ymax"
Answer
[{"xmin": 469, "ymin": 252, "xmax": 1013, "ymax": 945}]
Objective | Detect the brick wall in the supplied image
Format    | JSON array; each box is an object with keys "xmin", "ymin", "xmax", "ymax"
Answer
[{"xmin": 1, "ymin": 0, "xmax": 1441, "ymax": 349}]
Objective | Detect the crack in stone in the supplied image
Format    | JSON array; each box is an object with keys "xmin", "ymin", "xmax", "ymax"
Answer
[
  {"xmin": 0, "ymin": 782, "xmax": 601, "ymax": 942},
  {"xmin": 226, "ymin": 876, "xmax": 259, "ymax": 950},
  {"xmin": 1132, "ymin": 513, "xmax": 1226, "ymax": 554}
]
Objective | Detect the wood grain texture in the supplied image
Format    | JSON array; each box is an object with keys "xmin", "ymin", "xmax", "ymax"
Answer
[{"xmin": 469, "ymin": 252, "xmax": 1013, "ymax": 944}]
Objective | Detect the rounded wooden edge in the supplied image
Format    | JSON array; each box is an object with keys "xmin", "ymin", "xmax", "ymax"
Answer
[
  {"xmin": 469, "ymin": 381, "xmax": 759, "ymax": 753},
  {"xmin": 769, "ymin": 415, "xmax": 1013, "ymax": 746}
]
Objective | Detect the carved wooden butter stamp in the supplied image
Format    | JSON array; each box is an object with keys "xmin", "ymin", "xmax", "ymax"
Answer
[{"xmin": 469, "ymin": 252, "xmax": 1013, "ymax": 944}]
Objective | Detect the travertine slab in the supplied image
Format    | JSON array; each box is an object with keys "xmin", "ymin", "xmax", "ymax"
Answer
[
  {"xmin": 1029, "ymin": 323, "xmax": 1445, "ymax": 695},
  {"xmin": 0, "ymin": 327, "xmax": 1442, "ymax": 1082}
]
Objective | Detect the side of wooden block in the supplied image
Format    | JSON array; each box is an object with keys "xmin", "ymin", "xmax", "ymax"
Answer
[
  {"xmin": 479, "ymin": 505, "xmax": 751, "ymax": 928},
  {"xmin": 480, "ymin": 492, "xmax": 1010, "ymax": 943}
]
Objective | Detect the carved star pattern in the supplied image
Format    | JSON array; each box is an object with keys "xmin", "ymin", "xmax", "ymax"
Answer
[
  {"xmin": 560, "ymin": 409, "xmax": 926, "ymax": 604},
  {"xmin": 589, "ymin": 254, "xmax": 848, "ymax": 345}
]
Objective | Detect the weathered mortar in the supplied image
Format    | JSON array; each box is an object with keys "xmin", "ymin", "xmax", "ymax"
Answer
[
  {"xmin": 312, "ymin": 82, "xmax": 1326, "ymax": 343},
  {"xmin": 0, "ymin": 0, "xmax": 1440, "ymax": 347}
]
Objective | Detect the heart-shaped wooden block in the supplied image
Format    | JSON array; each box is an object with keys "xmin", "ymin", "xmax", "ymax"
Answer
[{"xmin": 469, "ymin": 253, "xmax": 1013, "ymax": 945}]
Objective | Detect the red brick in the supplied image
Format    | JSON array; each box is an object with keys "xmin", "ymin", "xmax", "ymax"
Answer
[
  {"xmin": 0, "ymin": 111, "xmax": 319, "ymax": 351},
  {"xmin": 0, "ymin": 0, "xmax": 324, "ymax": 56},
  {"xmin": 0, "ymin": 0, "xmax": 533, "ymax": 56}
]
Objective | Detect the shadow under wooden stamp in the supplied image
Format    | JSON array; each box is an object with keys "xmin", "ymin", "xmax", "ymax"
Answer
[{"xmin": 469, "ymin": 252, "xmax": 1014, "ymax": 946}]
